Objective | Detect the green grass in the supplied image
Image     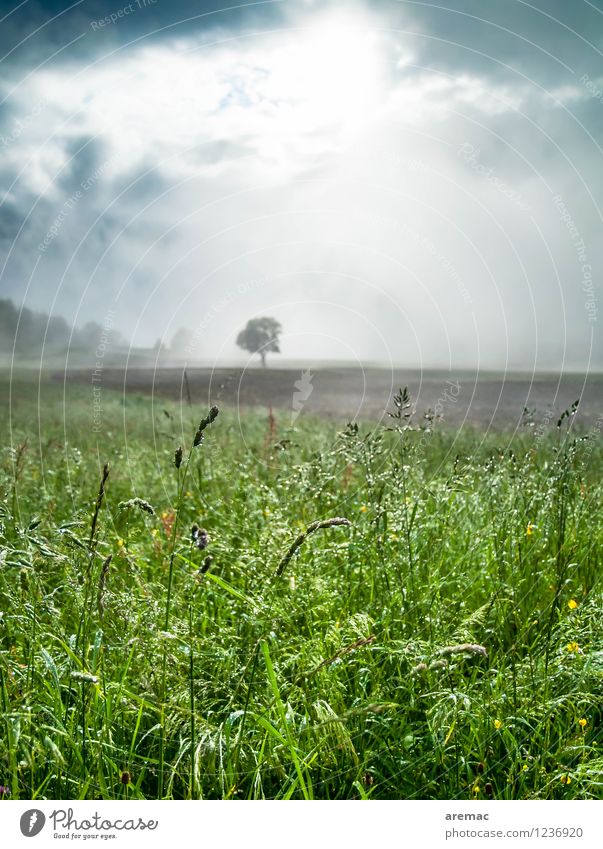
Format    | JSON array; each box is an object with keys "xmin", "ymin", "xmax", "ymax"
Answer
[{"xmin": 0, "ymin": 372, "xmax": 602, "ymax": 800}]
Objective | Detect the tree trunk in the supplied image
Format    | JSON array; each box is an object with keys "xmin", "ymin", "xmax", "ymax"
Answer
[{"xmin": 260, "ymin": 351, "xmax": 266, "ymax": 368}]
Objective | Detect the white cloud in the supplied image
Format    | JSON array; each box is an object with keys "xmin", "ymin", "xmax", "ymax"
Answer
[
  {"xmin": 11, "ymin": 7, "xmax": 529, "ymax": 193},
  {"xmin": 0, "ymin": 4, "xmax": 600, "ymax": 369}
]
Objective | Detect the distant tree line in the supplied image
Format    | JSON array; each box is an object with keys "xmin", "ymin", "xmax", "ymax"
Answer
[
  {"xmin": 0, "ymin": 298, "xmax": 128, "ymax": 356},
  {"xmin": 0, "ymin": 301, "xmax": 284, "ymax": 361}
]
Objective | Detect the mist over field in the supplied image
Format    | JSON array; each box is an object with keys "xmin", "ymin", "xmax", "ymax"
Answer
[{"xmin": 0, "ymin": 0, "xmax": 601, "ymax": 377}]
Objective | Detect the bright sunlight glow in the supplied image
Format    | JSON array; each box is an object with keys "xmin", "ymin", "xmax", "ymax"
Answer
[{"xmin": 268, "ymin": 15, "xmax": 384, "ymax": 138}]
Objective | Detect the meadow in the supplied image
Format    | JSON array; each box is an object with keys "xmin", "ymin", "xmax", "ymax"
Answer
[{"xmin": 0, "ymin": 372, "xmax": 601, "ymax": 800}]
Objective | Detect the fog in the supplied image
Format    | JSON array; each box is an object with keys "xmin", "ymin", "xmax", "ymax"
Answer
[{"xmin": 0, "ymin": 0, "xmax": 601, "ymax": 372}]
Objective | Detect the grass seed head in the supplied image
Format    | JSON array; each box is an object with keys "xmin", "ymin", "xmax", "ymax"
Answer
[
  {"xmin": 118, "ymin": 498, "xmax": 155, "ymax": 515},
  {"xmin": 438, "ymin": 643, "xmax": 487, "ymax": 658},
  {"xmin": 275, "ymin": 517, "xmax": 352, "ymax": 577},
  {"xmin": 206, "ymin": 405, "xmax": 219, "ymax": 424},
  {"xmin": 71, "ymin": 671, "xmax": 99, "ymax": 684},
  {"xmin": 191, "ymin": 524, "xmax": 209, "ymax": 549},
  {"xmin": 97, "ymin": 554, "xmax": 112, "ymax": 617},
  {"xmin": 194, "ymin": 405, "xmax": 220, "ymax": 446}
]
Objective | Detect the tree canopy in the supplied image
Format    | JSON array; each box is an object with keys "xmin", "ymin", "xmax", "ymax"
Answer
[
  {"xmin": 236, "ymin": 317, "xmax": 282, "ymax": 367},
  {"xmin": 170, "ymin": 327, "xmax": 194, "ymax": 354},
  {"xmin": 0, "ymin": 298, "xmax": 127, "ymax": 358}
]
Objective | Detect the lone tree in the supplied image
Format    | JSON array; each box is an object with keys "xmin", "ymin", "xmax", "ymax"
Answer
[
  {"xmin": 170, "ymin": 326, "xmax": 193, "ymax": 354},
  {"xmin": 236, "ymin": 316, "xmax": 282, "ymax": 368}
]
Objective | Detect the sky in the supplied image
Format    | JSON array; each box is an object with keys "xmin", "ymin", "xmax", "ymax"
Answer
[{"xmin": 0, "ymin": 0, "xmax": 602, "ymax": 370}]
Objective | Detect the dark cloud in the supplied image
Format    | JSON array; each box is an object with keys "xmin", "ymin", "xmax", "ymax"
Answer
[
  {"xmin": 0, "ymin": 0, "xmax": 286, "ymax": 66},
  {"xmin": 0, "ymin": 201, "xmax": 24, "ymax": 241},
  {"xmin": 397, "ymin": 0, "xmax": 603, "ymax": 80}
]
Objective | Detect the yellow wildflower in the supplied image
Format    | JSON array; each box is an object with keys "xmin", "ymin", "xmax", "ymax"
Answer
[
  {"xmin": 566, "ymin": 642, "xmax": 580, "ymax": 653},
  {"xmin": 472, "ymin": 784, "xmax": 480, "ymax": 795},
  {"xmin": 560, "ymin": 774, "xmax": 572, "ymax": 785},
  {"xmin": 567, "ymin": 599, "xmax": 578, "ymax": 610},
  {"xmin": 578, "ymin": 718, "xmax": 587, "ymax": 729},
  {"xmin": 494, "ymin": 719, "xmax": 503, "ymax": 730},
  {"xmin": 117, "ymin": 538, "xmax": 124, "ymax": 548},
  {"xmin": 360, "ymin": 505, "xmax": 368, "ymax": 513},
  {"xmin": 526, "ymin": 521, "xmax": 536, "ymax": 536}
]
